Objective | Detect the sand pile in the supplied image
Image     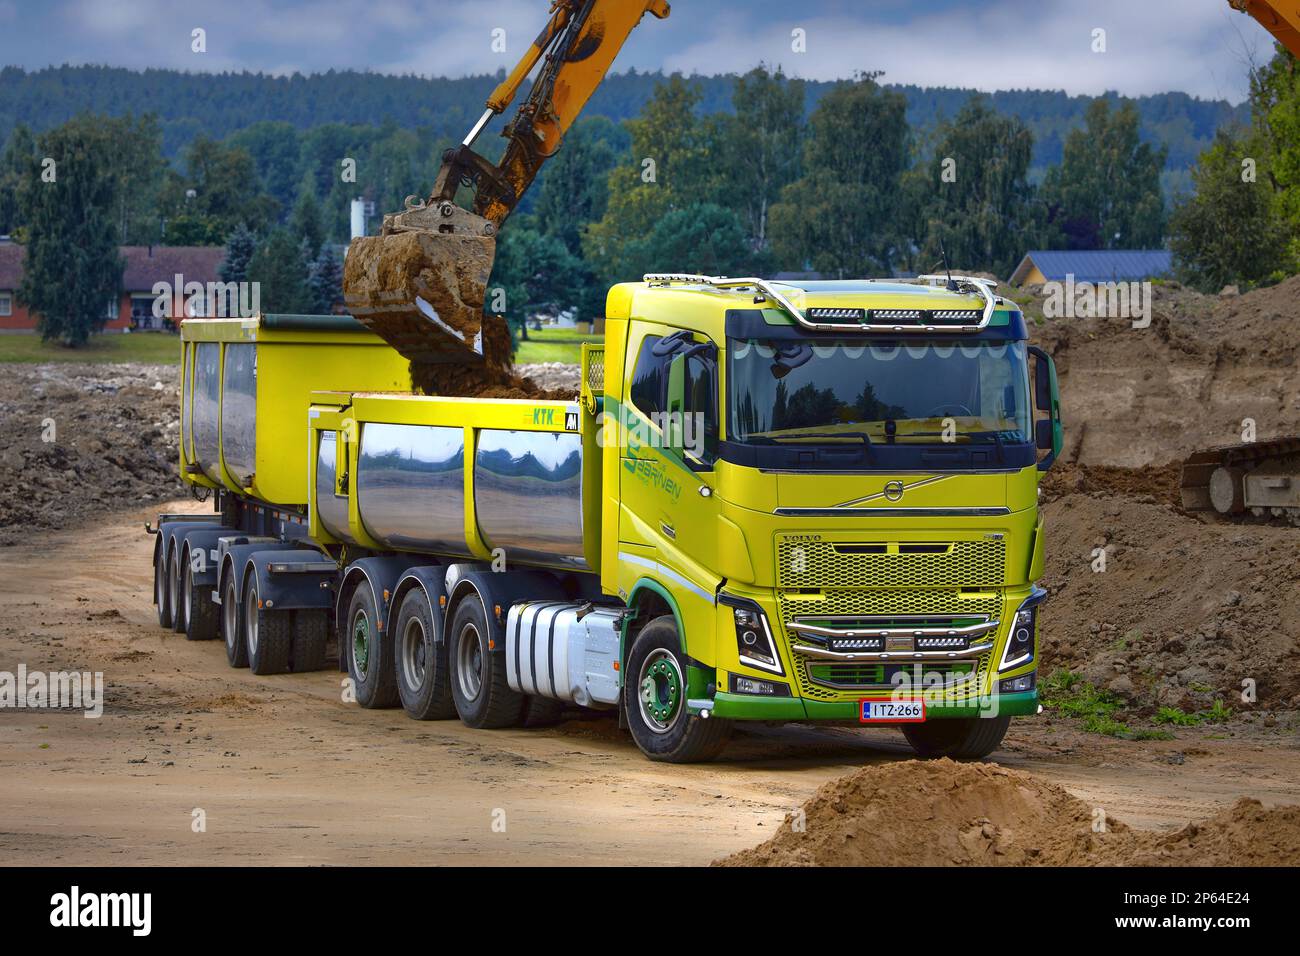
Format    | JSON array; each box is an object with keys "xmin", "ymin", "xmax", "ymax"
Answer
[{"xmin": 717, "ymin": 759, "xmax": 1300, "ymax": 866}]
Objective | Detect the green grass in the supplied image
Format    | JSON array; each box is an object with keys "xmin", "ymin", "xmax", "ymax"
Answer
[
  {"xmin": 1040, "ymin": 668, "xmax": 1173, "ymax": 740},
  {"xmin": 0, "ymin": 332, "xmax": 182, "ymax": 364},
  {"xmin": 1153, "ymin": 706, "xmax": 1203, "ymax": 727},
  {"xmin": 514, "ymin": 328, "xmax": 601, "ymax": 365}
]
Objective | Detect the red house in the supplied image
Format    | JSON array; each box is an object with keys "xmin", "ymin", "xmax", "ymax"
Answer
[{"xmin": 0, "ymin": 242, "xmax": 225, "ymax": 333}]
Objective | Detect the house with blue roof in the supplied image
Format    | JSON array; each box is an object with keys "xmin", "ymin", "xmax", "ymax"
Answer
[{"xmin": 1008, "ymin": 250, "xmax": 1173, "ymax": 287}]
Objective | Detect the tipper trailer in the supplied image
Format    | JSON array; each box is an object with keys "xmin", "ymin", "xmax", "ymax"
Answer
[{"xmin": 152, "ymin": 274, "xmax": 1063, "ymax": 762}]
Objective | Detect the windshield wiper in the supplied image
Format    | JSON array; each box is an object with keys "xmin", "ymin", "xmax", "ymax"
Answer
[{"xmin": 769, "ymin": 431, "xmax": 873, "ymax": 446}]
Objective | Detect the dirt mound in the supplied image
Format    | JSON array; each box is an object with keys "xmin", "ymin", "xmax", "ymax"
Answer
[
  {"xmin": 1039, "ymin": 485, "xmax": 1300, "ymax": 711},
  {"xmin": 0, "ymin": 363, "xmax": 183, "ymax": 544},
  {"xmin": 716, "ymin": 759, "xmax": 1300, "ymax": 866},
  {"xmin": 1028, "ymin": 276, "xmax": 1300, "ymax": 468}
]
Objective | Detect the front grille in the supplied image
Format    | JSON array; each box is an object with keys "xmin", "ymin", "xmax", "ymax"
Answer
[
  {"xmin": 777, "ymin": 536, "xmax": 1005, "ymax": 589},
  {"xmin": 778, "ymin": 588, "xmax": 1001, "ymax": 702},
  {"xmin": 795, "ymin": 646, "xmax": 993, "ymax": 701},
  {"xmin": 807, "ymin": 660, "xmax": 977, "ymax": 691}
]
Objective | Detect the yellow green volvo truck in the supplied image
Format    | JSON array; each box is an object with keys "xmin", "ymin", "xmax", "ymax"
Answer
[{"xmin": 151, "ymin": 273, "xmax": 1062, "ymax": 762}]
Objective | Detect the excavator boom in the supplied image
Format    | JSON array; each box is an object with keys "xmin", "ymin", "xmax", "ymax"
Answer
[
  {"xmin": 1230, "ymin": 0, "xmax": 1300, "ymax": 55},
  {"xmin": 343, "ymin": 0, "xmax": 670, "ymax": 382}
]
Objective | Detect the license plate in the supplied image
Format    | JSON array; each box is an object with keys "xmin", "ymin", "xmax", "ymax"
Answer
[{"xmin": 860, "ymin": 699, "xmax": 926, "ymax": 723}]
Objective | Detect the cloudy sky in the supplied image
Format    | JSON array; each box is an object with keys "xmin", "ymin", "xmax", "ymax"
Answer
[{"xmin": 0, "ymin": 0, "xmax": 1275, "ymax": 103}]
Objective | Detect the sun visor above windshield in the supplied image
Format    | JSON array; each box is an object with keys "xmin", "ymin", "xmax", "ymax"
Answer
[{"xmin": 724, "ymin": 308, "xmax": 1027, "ymax": 343}]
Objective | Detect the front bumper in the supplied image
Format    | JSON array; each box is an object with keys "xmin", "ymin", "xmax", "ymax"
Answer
[{"xmin": 707, "ymin": 687, "xmax": 1039, "ymax": 721}]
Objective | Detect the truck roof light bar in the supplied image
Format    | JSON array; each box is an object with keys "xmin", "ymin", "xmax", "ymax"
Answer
[{"xmin": 643, "ymin": 273, "xmax": 998, "ymax": 333}]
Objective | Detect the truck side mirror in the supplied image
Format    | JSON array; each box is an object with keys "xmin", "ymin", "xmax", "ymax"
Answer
[{"xmin": 1027, "ymin": 345, "xmax": 1062, "ymax": 472}]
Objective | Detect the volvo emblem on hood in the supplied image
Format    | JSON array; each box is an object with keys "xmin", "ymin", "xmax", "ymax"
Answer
[{"xmin": 883, "ymin": 480, "xmax": 906, "ymax": 502}]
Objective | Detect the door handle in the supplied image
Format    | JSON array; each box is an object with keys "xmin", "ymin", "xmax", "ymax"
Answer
[{"xmin": 660, "ymin": 522, "xmax": 676, "ymax": 540}]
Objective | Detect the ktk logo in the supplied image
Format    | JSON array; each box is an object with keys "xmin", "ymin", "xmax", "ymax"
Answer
[{"xmin": 49, "ymin": 886, "xmax": 152, "ymax": 936}]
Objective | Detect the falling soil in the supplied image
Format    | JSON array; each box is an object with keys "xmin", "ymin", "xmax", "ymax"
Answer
[
  {"xmin": 343, "ymin": 231, "xmax": 572, "ymax": 400},
  {"xmin": 716, "ymin": 759, "xmax": 1300, "ymax": 866}
]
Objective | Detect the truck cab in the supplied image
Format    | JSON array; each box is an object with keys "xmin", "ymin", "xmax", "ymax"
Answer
[{"xmin": 598, "ymin": 274, "xmax": 1062, "ymax": 760}]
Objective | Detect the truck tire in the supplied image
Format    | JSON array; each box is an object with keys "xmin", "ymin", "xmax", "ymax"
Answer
[
  {"xmin": 184, "ymin": 560, "xmax": 219, "ymax": 641},
  {"xmin": 290, "ymin": 610, "xmax": 329, "ymax": 673},
  {"xmin": 244, "ymin": 574, "xmax": 291, "ymax": 676},
  {"xmin": 154, "ymin": 546, "xmax": 173, "ymax": 629},
  {"xmin": 448, "ymin": 593, "xmax": 523, "ymax": 728},
  {"xmin": 521, "ymin": 696, "xmax": 565, "ymax": 728},
  {"xmin": 222, "ymin": 573, "xmax": 248, "ymax": 668},
  {"xmin": 902, "ymin": 715, "xmax": 1011, "ymax": 760},
  {"xmin": 393, "ymin": 590, "xmax": 455, "ymax": 720},
  {"xmin": 624, "ymin": 615, "xmax": 731, "ymax": 763},
  {"xmin": 346, "ymin": 584, "xmax": 398, "ymax": 708},
  {"xmin": 168, "ymin": 548, "xmax": 187, "ymax": 634}
]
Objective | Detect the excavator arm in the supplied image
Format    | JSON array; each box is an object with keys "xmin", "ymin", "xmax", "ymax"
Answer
[
  {"xmin": 343, "ymin": 0, "xmax": 670, "ymax": 375},
  {"xmin": 1230, "ymin": 0, "xmax": 1300, "ymax": 56}
]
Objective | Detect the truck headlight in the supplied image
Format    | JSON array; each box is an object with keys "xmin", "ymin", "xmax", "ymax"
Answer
[
  {"xmin": 999, "ymin": 598, "xmax": 1040, "ymax": 672},
  {"xmin": 722, "ymin": 597, "xmax": 784, "ymax": 676}
]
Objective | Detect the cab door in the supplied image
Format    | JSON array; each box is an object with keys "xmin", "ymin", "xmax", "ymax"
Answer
[{"xmin": 617, "ymin": 323, "xmax": 722, "ymax": 581}]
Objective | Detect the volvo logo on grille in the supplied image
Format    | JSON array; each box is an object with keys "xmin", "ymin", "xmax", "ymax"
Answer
[{"xmin": 883, "ymin": 480, "xmax": 905, "ymax": 502}]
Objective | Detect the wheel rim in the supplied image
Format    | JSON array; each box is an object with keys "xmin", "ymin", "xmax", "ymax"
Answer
[
  {"xmin": 401, "ymin": 615, "xmax": 427, "ymax": 689},
  {"xmin": 245, "ymin": 583, "xmax": 259, "ymax": 656},
  {"xmin": 155, "ymin": 554, "xmax": 166, "ymax": 611},
  {"xmin": 455, "ymin": 622, "xmax": 483, "ymax": 702},
  {"xmin": 224, "ymin": 580, "xmax": 238, "ymax": 651},
  {"xmin": 352, "ymin": 610, "xmax": 371, "ymax": 678},
  {"xmin": 183, "ymin": 563, "xmax": 193, "ymax": 625},
  {"xmin": 638, "ymin": 648, "xmax": 684, "ymax": 734},
  {"xmin": 169, "ymin": 555, "xmax": 182, "ymax": 626}
]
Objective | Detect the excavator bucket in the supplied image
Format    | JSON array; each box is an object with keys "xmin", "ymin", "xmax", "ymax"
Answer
[{"xmin": 342, "ymin": 200, "xmax": 499, "ymax": 368}]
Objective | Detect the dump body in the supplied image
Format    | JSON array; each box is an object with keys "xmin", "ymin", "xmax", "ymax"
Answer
[
  {"xmin": 308, "ymin": 392, "xmax": 599, "ymax": 571},
  {"xmin": 179, "ymin": 315, "xmax": 410, "ymax": 505}
]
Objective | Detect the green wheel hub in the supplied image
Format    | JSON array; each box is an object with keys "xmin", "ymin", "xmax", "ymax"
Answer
[
  {"xmin": 353, "ymin": 611, "xmax": 371, "ymax": 676},
  {"xmin": 638, "ymin": 650, "xmax": 683, "ymax": 733}
]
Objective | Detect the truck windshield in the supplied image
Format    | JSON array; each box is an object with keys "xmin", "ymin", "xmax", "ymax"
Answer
[{"xmin": 728, "ymin": 339, "xmax": 1032, "ymax": 446}]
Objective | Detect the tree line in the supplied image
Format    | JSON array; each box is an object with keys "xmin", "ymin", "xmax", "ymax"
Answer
[{"xmin": 1, "ymin": 52, "xmax": 1294, "ymax": 345}]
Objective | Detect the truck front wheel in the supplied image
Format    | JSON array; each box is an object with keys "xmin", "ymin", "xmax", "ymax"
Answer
[
  {"xmin": 902, "ymin": 715, "xmax": 1010, "ymax": 760},
  {"xmin": 624, "ymin": 615, "xmax": 731, "ymax": 763}
]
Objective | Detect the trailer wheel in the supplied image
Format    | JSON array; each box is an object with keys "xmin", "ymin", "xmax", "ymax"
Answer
[
  {"xmin": 184, "ymin": 560, "xmax": 219, "ymax": 641},
  {"xmin": 168, "ymin": 548, "xmax": 186, "ymax": 634},
  {"xmin": 393, "ymin": 590, "xmax": 454, "ymax": 720},
  {"xmin": 154, "ymin": 545, "xmax": 173, "ymax": 629},
  {"xmin": 290, "ymin": 610, "xmax": 329, "ymax": 673},
  {"xmin": 902, "ymin": 715, "xmax": 1010, "ymax": 760},
  {"xmin": 346, "ymin": 585, "xmax": 398, "ymax": 708},
  {"xmin": 448, "ymin": 593, "xmax": 523, "ymax": 728},
  {"xmin": 624, "ymin": 615, "xmax": 731, "ymax": 763},
  {"xmin": 244, "ymin": 574, "xmax": 291, "ymax": 675},
  {"xmin": 222, "ymin": 573, "xmax": 248, "ymax": 668}
]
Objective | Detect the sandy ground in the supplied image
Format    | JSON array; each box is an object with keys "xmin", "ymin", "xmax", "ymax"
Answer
[{"xmin": 2, "ymin": 501, "xmax": 1297, "ymax": 866}]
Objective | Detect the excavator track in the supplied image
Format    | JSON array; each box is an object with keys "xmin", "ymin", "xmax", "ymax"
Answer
[{"xmin": 1181, "ymin": 437, "xmax": 1300, "ymax": 523}]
